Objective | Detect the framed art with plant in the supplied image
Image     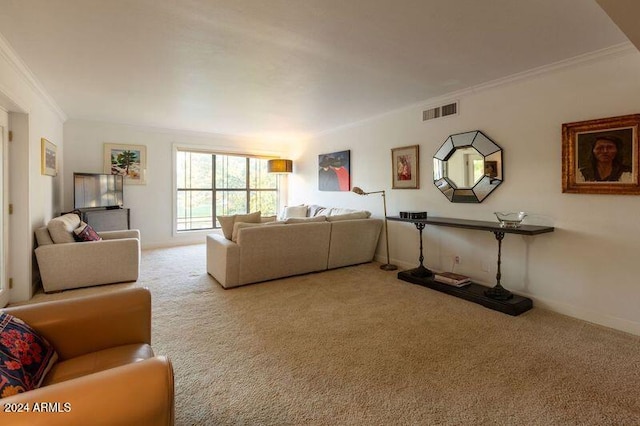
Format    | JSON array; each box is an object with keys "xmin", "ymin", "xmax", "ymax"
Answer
[
  {"xmin": 391, "ymin": 145, "xmax": 419, "ymax": 189},
  {"xmin": 41, "ymin": 138, "xmax": 57, "ymax": 176},
  {"xmin": 104, "ymin": 143, "xmax": 147, "ymax": 185},
  {"xmin": 562, "ymin": 114, "xmax": 640, "ymax": 195}
]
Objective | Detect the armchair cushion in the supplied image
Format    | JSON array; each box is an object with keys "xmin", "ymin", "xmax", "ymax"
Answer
[
  {"xmin": 47, "ymin": 213, "xmax": 81, "ymax": 244},
  {"xmin": 0, "ymin": 313, "xmax": 58, "ymax": 398}
]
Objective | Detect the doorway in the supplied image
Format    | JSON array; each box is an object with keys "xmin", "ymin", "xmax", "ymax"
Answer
[{"xmin": 0, "ymin": 108, "xmax": 9, "ymax": 308}]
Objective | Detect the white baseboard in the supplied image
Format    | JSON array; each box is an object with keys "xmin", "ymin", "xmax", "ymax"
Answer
[{"xmin": 374, "ymin": 254, "xmax": 640, "ymax": 336}]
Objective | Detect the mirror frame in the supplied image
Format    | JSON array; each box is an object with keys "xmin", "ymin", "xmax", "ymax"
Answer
[{"xmin": 433, "ymin": 130, "xmax": 503, "ymax": 203}]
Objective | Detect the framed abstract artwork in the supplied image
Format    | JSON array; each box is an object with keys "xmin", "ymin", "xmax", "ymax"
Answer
[
  {"xmin": 391, "ymin": 145, "xmax": 419, "ymax": 189},
  {"xmin": 562, "ymin": 114, "xmax": 640, "ymax": 194},
  {"xmin": 104, "ymin": 143, "xmax": 147, "ymax": 185},
  {"xmin": 41, "ymin": 138, "xmax": 57, "ymax": 176},
  {"xmin": 318, "ymin": 150, "xmax": 350, "ymax": 191}
]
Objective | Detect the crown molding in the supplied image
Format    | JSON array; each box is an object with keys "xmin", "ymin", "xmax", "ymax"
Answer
[
  {"xmin": 312, "ymin": 42, "xmax": 638, "ymax": 140},
  {"xmin": 0, "ymin": 33, "xmax": 67, "ymax": 122}
]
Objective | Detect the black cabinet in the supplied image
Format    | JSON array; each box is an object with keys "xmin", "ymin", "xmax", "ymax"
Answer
[{"xmin": 80, "ymin": 208, "xmax": 130, "ymax": 232}]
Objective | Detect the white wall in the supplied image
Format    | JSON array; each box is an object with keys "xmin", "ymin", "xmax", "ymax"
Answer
[
  {"xmin": 63, "ymin": 120, "xmax": 290, "ymax": 248},
  {"xmin": 0, "ymin": 35, "xmax": 65, "ymax": 302},
  {"xmin": 289, "ymin": 47, "xmax": 640, "ymax": 335}
]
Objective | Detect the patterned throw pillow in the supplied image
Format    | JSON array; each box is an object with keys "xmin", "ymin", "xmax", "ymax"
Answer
[
  {"xmin": 73, "ymin": 222, "xmax": 102, "ymax": 242},
  {"xmin": 0, "ymin": 312, "xmax": 58, "ymax": 398}
]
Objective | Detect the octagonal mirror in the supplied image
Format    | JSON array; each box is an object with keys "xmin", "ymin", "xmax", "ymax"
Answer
[{"xmin": 433, "ymin": 130, "xmax": 503, "ymax": 203}]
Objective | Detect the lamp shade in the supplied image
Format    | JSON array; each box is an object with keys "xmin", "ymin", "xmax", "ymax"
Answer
[{"xmin": 267, "ymin": 159, "xmax": 293, "ymax": 174}]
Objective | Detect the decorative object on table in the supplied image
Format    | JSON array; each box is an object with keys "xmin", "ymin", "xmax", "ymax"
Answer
[
  {"xmin": 433, "ymin": 130, "xmax": 503, "ymax": 203},
  {"xmin": 399, "ymin": 211, "xmax": 427, "ymax": 219},
  {"xmin": 494, "ymin": 212, "xmax": 527, "ymax": 228},
  {"xmin": 319, "ymin": 150, "xmax": 350, "ymax": 191},
  {"xmin": 434, "ymin": 271, "xmax": 471, "ymax": 287},
  {"xmin": 104, "ymin": 143, "xmax": 147, "ymax": 185},
  {"xmin": 267, "ymin": 159, "xmax": 293, "ymax": 174},
  {"xmin": 352, "ymin": 186, "xmax": 397, "ymax": 271},
  {"xmin": 562, "ymin": 114, "xmax": 640, "ymax": 195},
  {"xmin": 391, "ymin": 145, "xmax": 419, "ymax": 189},
  {"xmin": 41, "ymin": 138, "xmax": 57, "ymax": 176}
]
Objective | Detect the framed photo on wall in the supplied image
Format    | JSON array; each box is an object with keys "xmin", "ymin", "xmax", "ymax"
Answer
[
  {"xmin": 41, "ymin": 138, "xmax": 57, "ymax": 176},
  {"xmin": 562, "ymin": 114, "xmax": 640, "ymax": 194},
  {"xmin": 104, "ymin": 143, "xmax": 147, "ymax": 185},
  {"xmin": 318, "ymin": 150, "xmax": 350, "ymax": 191},
  {"xmin": 391, "ymin": 145, "xmax": 419, "ymax": 189}
]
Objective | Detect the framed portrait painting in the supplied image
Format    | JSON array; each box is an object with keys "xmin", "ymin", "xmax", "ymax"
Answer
[
  {"xmin": 562, "ymin": 114, "xmax": 640, "ymax": 194},
  {"xmin": 104, "ymin": 143, "xmax": 147, "ymax": 185},
  {"xmin": 41, "ymin": 138, "xmax": 57, "ymax": 176},
  {"xmin": 318, "ymin": 150, "xmax": 350, "ymax": 191},
  {"xmin": 391, "ymin": 145, "xmax": 419, "ymax": 189}
]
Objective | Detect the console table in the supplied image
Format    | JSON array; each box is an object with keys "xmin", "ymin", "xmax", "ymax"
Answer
[{"xmin": 386, "ymin": 216, "xmax": 554, "ymax": 316}]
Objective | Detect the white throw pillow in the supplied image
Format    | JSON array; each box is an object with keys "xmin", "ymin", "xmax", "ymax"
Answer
[{"xmin": 280, "ymin": 205, "xmax": 308, "ymax": 220}]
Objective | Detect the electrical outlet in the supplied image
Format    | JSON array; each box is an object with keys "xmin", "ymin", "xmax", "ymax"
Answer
[{"xmin": 454, "ymin": 255, "xmax": 461, "ymax": 264}]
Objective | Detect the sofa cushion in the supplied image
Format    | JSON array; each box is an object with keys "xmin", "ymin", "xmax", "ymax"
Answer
[
  {"xmin": 232, "ymin": 222, "xmax": 265, "ymax": 242},
  {"xmin": 285, "ymin": 216, "xmax": 327, "ymax": 224},
  {"xmin": 74, "ymin": 222, "xmax": 103, "ymax": 242},
  {"xmin": 47, "ymin": 213, "xmax": 81, "ymax": 244},
  {"xmin": 260, "ymin": 215, "xmax": 277, "ymax": 223},
  {"xmin": 326, "ymin": 211, "xmax": 372, "ymax": 221},
  {"xmin": 0, "ymin": 312, "xmax": 58, "ymax": 397},
  {"xmin": 281, "ymin": 205, "xmax": 308, "ymax": 220},
  {"xmin": 217, "ymin": 211, "xmax": 261, "ymax": 240}
]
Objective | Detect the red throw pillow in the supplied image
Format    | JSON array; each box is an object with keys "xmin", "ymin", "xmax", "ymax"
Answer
[
  {"xmin": 0, "ymin": 312, "xmax": 58, "ymax": 397},
  {"xmin": 73, "ymin": 222, "xmax": 102, "ymax": 242}
]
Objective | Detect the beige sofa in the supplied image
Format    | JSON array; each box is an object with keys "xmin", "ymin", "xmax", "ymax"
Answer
[
  {"xmin": 34, "ymin": 213, "xmax": 140, "ymax": 292},
  {"xmin": 206, "ymin": 207, "xmax": 383, "ymax": 288}
]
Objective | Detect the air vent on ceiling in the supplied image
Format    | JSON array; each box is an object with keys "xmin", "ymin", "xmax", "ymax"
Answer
[{"xmin": 422, "ymin": 101, "xmax": 458, "ymax": 121}]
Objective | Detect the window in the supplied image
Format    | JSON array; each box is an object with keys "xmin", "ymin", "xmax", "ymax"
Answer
[{"xmin": 176, "ymin": 150, "xmax": 278, "ymax": 231}]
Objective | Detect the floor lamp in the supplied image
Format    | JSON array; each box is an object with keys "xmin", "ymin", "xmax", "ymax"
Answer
[{"xmin": 352, "ymin": 186, "xmax": 398, "ymax": 271}]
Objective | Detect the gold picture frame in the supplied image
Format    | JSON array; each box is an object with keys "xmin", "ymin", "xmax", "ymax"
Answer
[
  {"xmin": 41, "ymin": 138, "xmax": 57, "ymax": 176},
  {"xmin": 562, "ymin": 114, "xmax": 640, "ymax": 194},
  {"xmin": 391, "ymin": 145, "xmax": 419, "ymax": 189},
  {"xmin": 104, "ymin": 143, "xmax": 147, "ymax": 185}
]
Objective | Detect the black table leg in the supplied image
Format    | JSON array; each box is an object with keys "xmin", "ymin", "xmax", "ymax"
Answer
[
  {"xmin": 484, "ymin": 231, "xmax": 513, "ymax": 300},
  {"xmin": 411, "ymin": 223, "xmax": 433, "ymax": 278}
]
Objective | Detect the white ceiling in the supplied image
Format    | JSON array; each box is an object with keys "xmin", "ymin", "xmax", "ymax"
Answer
[{"xmin": 0, "ymin": 0, "xmax": 630, "ymax": 142}]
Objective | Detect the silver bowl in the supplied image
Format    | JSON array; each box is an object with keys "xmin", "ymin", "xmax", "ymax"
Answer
[{"xmin": 494, "ymin": 212, "xmax": 527, "ymax": 228}]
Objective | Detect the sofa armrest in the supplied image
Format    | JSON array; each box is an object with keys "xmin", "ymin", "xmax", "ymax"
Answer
[
  {"xmin": 0, "ymin": 356, "xmax": 174, "ymax": 426},
  {"xmin": 100, "ymin": 229, "xmax": 140, "ymax": 240},
  {"xmin": 3, "ymin": 288, "xmax": 151, "ymax": 360},
  {"xmin": 206, "ymin": 233, "xmax": 240, "ymax": 288},
  {"xmin": 34, "ymin": 238, "xmax": 140, "ymax": 292}
]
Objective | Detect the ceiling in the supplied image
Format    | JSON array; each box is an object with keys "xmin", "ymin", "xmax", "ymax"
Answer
[{"xmin": 0, "ymin": 0, "xmax": 632, "ymax": 142}]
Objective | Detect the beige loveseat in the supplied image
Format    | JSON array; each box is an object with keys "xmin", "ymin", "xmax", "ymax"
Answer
[
  {"xmin": 206, "ymin": 206, "xmax": 383, "ymax": 288},
  {"xmin": 34, "ymin": 213, "xmax": 140, "ymax": 292}
]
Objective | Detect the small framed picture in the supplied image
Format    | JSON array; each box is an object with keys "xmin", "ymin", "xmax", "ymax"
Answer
[
  {"xmin": 562, "ymin": 114, "xmax": 640, "ymax": 194},
  {"xmin": 41, "ymin": 138, "xmax": 57, "ymax": 176},
  {"xmin": 391, "ymin": 145, "xmax": 419, "ymax": 189},
  {"xmin": 104, "ymin": 143, "xmax": 147, "ymax": 185}
]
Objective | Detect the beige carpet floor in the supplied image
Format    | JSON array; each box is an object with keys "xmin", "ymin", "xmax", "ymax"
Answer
[{"xmin": 25, "ymin": 244, "xmax": 640, "ymax": 425}]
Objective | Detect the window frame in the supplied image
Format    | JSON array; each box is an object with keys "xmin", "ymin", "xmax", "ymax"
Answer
[{"xmin": 172, "ymin": 144, "xmax": 286, "ymax": 236}]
